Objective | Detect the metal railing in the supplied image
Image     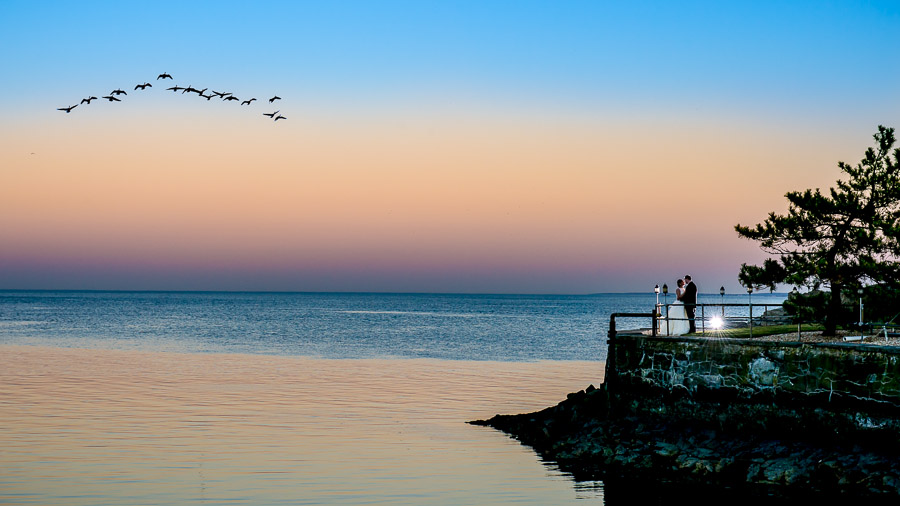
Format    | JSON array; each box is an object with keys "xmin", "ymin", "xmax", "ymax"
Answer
[
  {"xmin": 857, "ymin": 322, "xmax": 900, "ymax": 338},
  {"xmin": 608, "ymin": 312, "xmax": 657, "ymax": 339},
  {"xmin": 609, "ymin": 304, "xmax": 900, "ymax": 341},
  {"xmin": 608, "ymin": 303, "xmax": 788, "ymax": 339},
  {"xmin": 655, "ymin": 302, "xmax": 786, "ymax": 337}
]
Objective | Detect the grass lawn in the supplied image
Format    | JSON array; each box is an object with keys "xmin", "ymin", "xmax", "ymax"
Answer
[{"xmin": 691, "ymin": 323, "xmax": 825, "ymax": 339}]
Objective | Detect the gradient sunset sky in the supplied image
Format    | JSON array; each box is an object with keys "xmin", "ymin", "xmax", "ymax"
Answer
[{"xmin": 1, "ymin": 1, "xmax": 898, "ymax": 293}]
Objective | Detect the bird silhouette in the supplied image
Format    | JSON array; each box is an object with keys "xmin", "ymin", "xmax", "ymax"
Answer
[{"xmin": 56, "ymin": 72, "xmax": 290, "ymax": 121}]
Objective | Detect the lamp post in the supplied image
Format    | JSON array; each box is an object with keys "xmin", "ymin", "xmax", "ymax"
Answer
[
  {"xmin": 858, "ymin": 287, "xmax": 864, "ymax": 327},
  {"xmin": 661, "ymin": 284, "xmax": 669, "ymax": 335},
  {"xmin": 747, "ymin": 286, "xmax": 753, "ymax": 337},
  {"xmin": 654, "ymin": 284, "xmax": 661, "ymax": 335},
  {"xmin": 720, "ymin": 286, "xmax": 725, "ymax": 317}
]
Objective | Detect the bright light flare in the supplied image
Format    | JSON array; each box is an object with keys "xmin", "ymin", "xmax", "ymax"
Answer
[{"xmin": 709, "ymin": 316, "xmax": 724, "ymax": 329}]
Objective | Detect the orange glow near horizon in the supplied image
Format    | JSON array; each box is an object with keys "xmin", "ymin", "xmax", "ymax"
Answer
[{"xmin": 0, "ymin": 106, "xmax": 862, "ymax": 292}]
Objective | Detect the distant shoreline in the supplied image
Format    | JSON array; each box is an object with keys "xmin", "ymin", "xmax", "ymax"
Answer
[{"xmin": 0, "ymin": 288, "xmax": 790, "ymax": 296}]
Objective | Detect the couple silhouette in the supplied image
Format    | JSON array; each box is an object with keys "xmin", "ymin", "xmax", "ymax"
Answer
[{"xmin": 663, "ymin": 275, "xmax": 698, "ymax": 336}]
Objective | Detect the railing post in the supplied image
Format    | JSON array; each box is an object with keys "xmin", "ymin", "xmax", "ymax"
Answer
[
  {"xmin": 606, "ymin": 313, "xmax": 617, "ymax": 388},
  {"xmin": 749, "ymin": 303, "xmax": 753, "ymax": 338},
  {"xmin": 701, "ymin": 305, "xmax": 705, "ymax": 334},
  {"xmin": 665, "ymin": 304, "xmax": 670, "ymax": 336}
]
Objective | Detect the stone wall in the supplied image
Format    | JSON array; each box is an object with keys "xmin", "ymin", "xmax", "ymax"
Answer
[
  {"xmin": 473, "ymin": 335, "xmax": 900, "ymax": 495},
  {"xmin": 605, "ymin": 336, "xmax": 900, "ymax": 448}
]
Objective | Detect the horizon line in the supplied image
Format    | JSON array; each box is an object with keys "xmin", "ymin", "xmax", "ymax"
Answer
[{"xmin": 0, "ymin": 288, "xmax": 789, "ymax": 296}]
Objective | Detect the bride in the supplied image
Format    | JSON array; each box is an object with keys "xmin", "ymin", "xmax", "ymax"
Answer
[{"xmin": 660, "ymin": 279, "xmax": 691, "ymax": 336}]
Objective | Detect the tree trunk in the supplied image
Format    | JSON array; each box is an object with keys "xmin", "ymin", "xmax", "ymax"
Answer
[{"xmin": 824, "ymin": 282, "xmax": 842, "ymax": 336}]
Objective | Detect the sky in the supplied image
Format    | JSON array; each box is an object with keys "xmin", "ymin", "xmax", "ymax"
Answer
[{"xmin": 1, "ymin": 0, "xmax": 898, "ymax": 294}]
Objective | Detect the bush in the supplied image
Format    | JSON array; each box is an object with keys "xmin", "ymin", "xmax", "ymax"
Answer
[
  {"xmin": 783, "ymin": 290, "xmax": 828, "ymax": 323},
  {"xmin": 859, "ymin": 285, "xmax": 900, "ymax": 324}
]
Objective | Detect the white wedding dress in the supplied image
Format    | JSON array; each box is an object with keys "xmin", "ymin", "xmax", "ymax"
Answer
[{"xmin": 659, "ymin": 290, "xmax": 691, "ymax": 336}]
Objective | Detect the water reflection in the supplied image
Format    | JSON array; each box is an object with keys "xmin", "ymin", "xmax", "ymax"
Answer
[
  {"xmin": 573, "ymin": 479, "xmax": 605, "ymax": 500},
  {"xmin": 3, "ymin": 344, "xmax": 863, "ymax": 505},
  {"xmin": 1, "ymin": 345, "xmax": 604, "ymax": 505}
]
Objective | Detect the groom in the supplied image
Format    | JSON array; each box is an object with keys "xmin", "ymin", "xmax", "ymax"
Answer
[{"xmin": 682, "ymin": 274, "xmax": 698, "ymax": 333}]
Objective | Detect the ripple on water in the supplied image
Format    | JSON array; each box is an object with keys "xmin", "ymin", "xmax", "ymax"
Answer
[{"xmin": 0, "ymin": 345, "xmax": 605, "ymax": 505}]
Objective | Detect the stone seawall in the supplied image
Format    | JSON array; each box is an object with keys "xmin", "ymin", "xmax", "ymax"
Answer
[
  {"xmin": 606, "ymin": 336, "xmax": 900, "ymax": 447},
  {"xmin": 472, "ymin": 336, "xmax": 900, "ymax": 497}
]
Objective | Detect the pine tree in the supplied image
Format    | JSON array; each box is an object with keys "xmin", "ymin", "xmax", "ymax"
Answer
[{"xmin": 735, "ymin": 126, "xmax": 900, "ymax": 335}]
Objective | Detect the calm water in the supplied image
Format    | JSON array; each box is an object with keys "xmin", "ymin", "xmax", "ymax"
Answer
[
  {"xmin": 0, "ymin": 291, "xmax": 788, "ymax": 505},
  {"xmin": 1, "ymin": 347, "xmax": 606, "ymax": 505},
  {"xmin": 0, "ymin": 291, "xmax": 787, "ymax": 361}
]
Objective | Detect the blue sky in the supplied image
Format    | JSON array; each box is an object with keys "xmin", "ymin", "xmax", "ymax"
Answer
[
  {"xmin": 1, "ymin": 1, "xmax": 898, "ymax": 293},
  {"xmin": 4, "ymin": 0, "xmax": 897, "ymax": 114}
]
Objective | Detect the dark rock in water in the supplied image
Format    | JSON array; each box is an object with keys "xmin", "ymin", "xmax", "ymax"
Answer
[
  {"xmin": 470, "ymin": 380, "xmax": 900, "ymax": 498},
  {"xmin": 469, "ymin": 336, "xmax": 900, "ymax": 498}
]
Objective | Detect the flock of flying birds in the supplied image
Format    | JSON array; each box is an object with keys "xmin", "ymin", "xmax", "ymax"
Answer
[{"xmin": 57, "ymin": 72, "xmax": 287, "ymax": 122}]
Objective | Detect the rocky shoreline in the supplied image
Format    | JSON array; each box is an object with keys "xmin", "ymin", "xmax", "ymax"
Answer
[{"xmin": 470, "ymin": 384, "xmax": 900, "ymax": 498}]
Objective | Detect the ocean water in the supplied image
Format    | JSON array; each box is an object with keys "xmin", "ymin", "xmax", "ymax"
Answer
[
  {"xmin": 0, "ymin": 291, "xmax": 787, "ymax": 361},
  {"xmin": 0, "ymin": 290, "xmax": 788, "ymax": 505},
  {"xmin": 1, "ymin": 347, "xmax": 605, "ymax": 505}
]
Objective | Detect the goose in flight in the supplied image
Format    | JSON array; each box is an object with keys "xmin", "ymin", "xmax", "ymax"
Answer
[
  {"xmin": 57, "ymin": 105, "xmax": 77, "ymax": 113},
  {"xmin": 241, "ymin": 98, "xmax": 256, "ymax": 105},
  {"xmin": 111, "ymin": 89, "xmax": 127, "ymax": 96},
  {"xmin": 135, "ymin": 83, "xmax": 152, "ymax": 90},
  {"xmin": 212, "ymin": 91, "xmax": 230, "ymax": 98},
  {"xmin": 81, "ymin": 96, "xmax": 98, "ymax": 104},
  {"xmin": 157, "ymin": 72, "xmax": 173, "ymax": 80},
  {"xmin": 224, "ymin": 95, "xmax": 239, "ymax": 102},
  {"xmin": 182, "ymin": 85, "xmax": 197, "ymax": 94},
  {"xmin": 274, "ymin": 115, "xmax": 286, "ymax": 121},
  {"xmin": 268, "ymin": 95, "xmax": 281, "ymax": 103},
  {"xmin": 166, "ymin": 85, "xmax": 184, "ymax": 92},
  {"xmin": 263, "ymin": 110, "xmax": 279, "ymax": 118},
  {"xmin": 199, "ymin": 92, "xmax": 214, "ymax": 100},
  {"xmin": 102, "ymin": 95, "xmax": 121, "ymax": 102}
]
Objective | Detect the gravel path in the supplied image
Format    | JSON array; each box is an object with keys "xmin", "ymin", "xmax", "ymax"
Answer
[{"xmin": 760, "ymin": 329, "xmax": 900, "ymax": 346}]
